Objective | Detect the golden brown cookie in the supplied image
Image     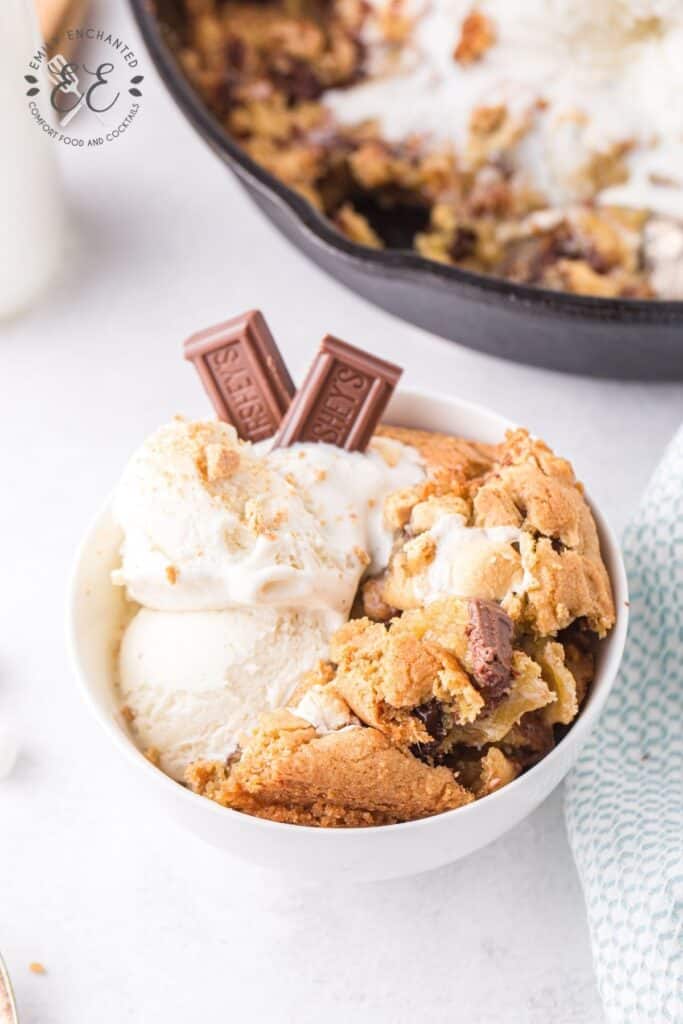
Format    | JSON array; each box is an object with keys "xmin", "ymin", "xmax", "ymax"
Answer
[
  {"xmin": 186, "ymin": 709, "xmax": 473, "ymax": 826},
  {"xmin": 477, "ymin": 431, "xmax": 615, "ymax": 635},
  {"xmin": 328, "ymin": 597, "xmax": 553, "ymax": 757},
  {"xmin": 162, "ymin": 424, "xmax": 611, "ymax": 828},
  {"xmin": 330, "ymin": 601, "xmax": 482, "ymax": 751},
  {"xmin": 373, "ymin": 429, "xmax": 615, "ymax": 638}
]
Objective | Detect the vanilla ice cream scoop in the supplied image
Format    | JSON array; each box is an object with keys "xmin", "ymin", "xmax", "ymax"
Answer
[
  {"xmin": 112, "ymin": 418, "xmax": 423, "ymax": 618},
  {"xmin": 113, "ymin": 417, "xmax": 424, "ymax": 774},
  {"xmin": 119, "ymin": 606, "xmax": 332, "ymax": 780}
]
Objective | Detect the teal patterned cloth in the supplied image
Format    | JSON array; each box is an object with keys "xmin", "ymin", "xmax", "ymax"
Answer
[{"xmin": 565, "ymin": 426, "xmax": 683, "ymax": 1024}]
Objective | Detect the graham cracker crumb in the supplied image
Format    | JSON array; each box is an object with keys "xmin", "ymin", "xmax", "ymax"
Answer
[
  {"xmin": 354, "ymin": 545, "xmax": 371, "ymax": 567},
  {"xmin": 29, "ymin": 962, "xmax": 46, "ymax": 975},
  {"xmin": 469, "ymin": 103, "xmax": 506, "ymax": 136},
  {"xmin": 205, "ymin": 443, "xmax": 240, "ymax": 482},
  {"xmin": 165, "ymin": 565, "xmax": 178, "ymax": 585},
  {"xmin": 454, "ymin": 10, "xmax": 495, "ymax": 65}
]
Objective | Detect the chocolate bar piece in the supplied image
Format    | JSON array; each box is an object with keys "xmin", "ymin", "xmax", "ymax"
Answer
[
  {"xmin": 274, "ymin": 335, "xmax": 402, "ymax": 451},
  {"xmin": 184, "ymin": 311, "xmax": 295, "ymax": 442},
  {"xmin": 466, "ymin": 599, "xmax": 514, "ymax": 704}
]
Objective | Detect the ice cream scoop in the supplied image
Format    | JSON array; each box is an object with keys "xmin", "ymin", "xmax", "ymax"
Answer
[
  {"xmin": 112, "ymin": 418, "xmax": 424, "ymax": 618},
  {"xmin": 119, "ymin": 605, "xmax": 333, "ymax": 780},
  {"xmin": 113, "ymin": 416, "xmax": 424, "ymax": 773}
]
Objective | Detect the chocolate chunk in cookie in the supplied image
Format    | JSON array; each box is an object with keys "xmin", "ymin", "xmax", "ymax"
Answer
[
  {"xmin": 411, "ymin": 697, "xmax": 448, "ymax": 759},
  {"xmin": 413, "ymin": 698, "xmax": 447, "ymax": 741},
  {"xmin": 466, "ymin": 599, "xmax": 514, "ymax": 704}
]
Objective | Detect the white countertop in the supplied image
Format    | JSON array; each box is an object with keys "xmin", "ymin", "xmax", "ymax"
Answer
[{"xmin": 1, "ymin": 4, "xmax": 681, "ymax": 1021}]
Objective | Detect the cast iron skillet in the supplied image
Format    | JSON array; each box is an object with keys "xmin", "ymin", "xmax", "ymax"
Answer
[{"xmin": 130, "ymin": 0, "xmax": 683, "ymax": 379}]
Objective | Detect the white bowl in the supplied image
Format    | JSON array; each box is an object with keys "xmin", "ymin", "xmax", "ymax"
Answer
[{"xmin": 68, "ymin": 387, "xmax": 628, "ymax": 883}]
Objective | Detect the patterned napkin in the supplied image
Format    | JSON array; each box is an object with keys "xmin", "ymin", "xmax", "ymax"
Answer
[{"xmin": 565, "ymin": 426, "xmax": 683, "ymax": 1024}]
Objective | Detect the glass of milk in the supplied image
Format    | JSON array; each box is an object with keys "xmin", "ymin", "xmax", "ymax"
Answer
[{"xmin": 0, "ymin": 0, "xmax": 64, "ymax": 318}]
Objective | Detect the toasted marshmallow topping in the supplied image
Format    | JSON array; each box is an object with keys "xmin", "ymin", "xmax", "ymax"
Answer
[
  {"xmin": 293, "ymin": 685, "xmax": 359, "ymax": 733},
  {"xmin": 417, "ymin": 514, "xmax": 523, "ymax": 604},
  {"xmin": 325, "ymin": 0, "xmax": 683, "ymax": 217}
]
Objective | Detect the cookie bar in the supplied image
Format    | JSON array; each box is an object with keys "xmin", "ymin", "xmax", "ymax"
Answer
[
  {"xmin": 329, "ymin": 597, "xmax": 556, "ymax": 758},
  {"xmin": 186, "ymin": 706, "xmax": 473, "ymax": 827},
  {"xmin": 372, "ymin": 428, "xmax": 615, "ymax": 638},
  {"xmin": 187, "ymin": 596, "xmax": 586, "ymax": 825},
  {"xmin": 183, "ymin": 428, "xmax": 610, "ymax": 826}
]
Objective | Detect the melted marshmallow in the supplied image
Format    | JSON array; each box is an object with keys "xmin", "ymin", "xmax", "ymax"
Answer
[
  {"xmin": 415, "ymin": 513, "xmax": 523, "ymax": 603},
  {"xmin": 325, "ymin": 0, "xmax": 683, "ymax": 216}
]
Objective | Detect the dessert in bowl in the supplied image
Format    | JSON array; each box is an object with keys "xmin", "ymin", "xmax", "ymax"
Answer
[{"xmin": 69, "ymin": 313, "xmax": 628, "ymax": 881}]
